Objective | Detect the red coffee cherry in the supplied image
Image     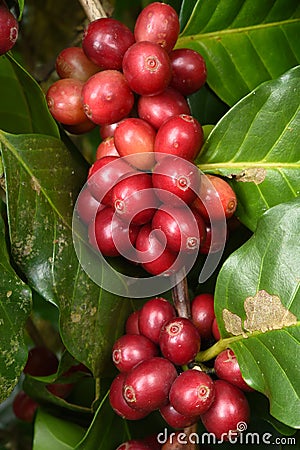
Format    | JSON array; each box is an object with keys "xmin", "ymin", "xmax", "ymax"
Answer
[
  {"xmin": 46, "ymin": 78, "xmax": 86, "ymax": 125},
  {"xmin": 47, "ymin": 382, "xmax": 74, "ymax": 399},
  {"xmin": 138, "ymin": 297, "xmax": 176, "ymax": 344},
  {"xmin": 125, "ymin": 310, "xmax": 141, "ymax": 335},
  {"xmin": 82, "ymin": 18, "xmax": 135, "ymax": 70},
  {"xmin": 135, "ymin": 224, "xmax": 177, "ymax": 276},
  {"xmin": 123, "ymin": 357, "xmax": 177, "ymax": 412},
  {"xmin": 63, "ymin": 118, "xmax": 96, "ymax": 135},
  {"xmin": 152, "ymin": 155, "xmax": 201, "ymax": 206},
  {"xmin": 76, "ymin": 187, "xmax": 102, "ymax": 225},
  {"xmin": 191, "ymin": 293, "xmax": 215, "ymax": 341},
  {"xmin": 122, "ymin": 41, "xmax": 172, "ymax": 96},
  {"xmin": 134, "ymin": 2, "xmax": 180, "ymax": 53},
  {"xmin": 88, "ymin": 206, "xmax": 140, "ymax": 257},
  {"xmin": 214, "ymin": 348, "xmax": 254, "ymax": 392},
  {"xmin": 24, "ymin": 347, "xmax": 59, "ymax": 376},
  {"xmin": 0, "ymin": 5, "xmax": 18, "ymax": 55},
  {"xmin": 12, "ymin": 391, "xmax": 38, "ymax": 422},
  {"xmin": 201, "ymin": 379, "xmax": 250, "ymax": 440},
  {"xmin": 160, "ymin": 402, "xmax": 199, "ymax": 429},
  {"xmin": 112, "ymin": 172, "xmax": 159, "ymax": 225},
  {"xmin": 193, "ymin": 174, "xmax": 237, "ymax": 222},
  {"xmin": 55, "ymin": 46, "xmax": 100, "ymax": 82},
  {"xmin": 137, "ymin": 87, "xmax": 190, "ymax": 130},
  {"xmin": 109, "ymin": 372, "xmax": 149, "ymax": 420},
  {"xmin": 154, "ymin": 114, "xmax": 204, "ymax": 161},
  {"xmin": 199, "ymin": 221, "xmax": 228, "ymax": 255},
  {"xmin": 212, "ymin": 317, "xmax": 221, "ymax": 341},
  {"xmin": 112, "ymin": 334, "xmax": 159, "ymax": 373},
  {"xmin": 169, "ymin": 369, "xmax": 215, "ymax": 416},
  {"xmin": 82, "ymin": 70, "xmax": 134, "ymax": 125},
  {"xmin": 116, "ymin": 441, "xmax": 151, "ymax": 450},
  {"xmin": 114, "ymin": 118, "xmax": 156, "ymax": 170},
  {"xmin": 152, "ymin": 205, "xmax": 206, "ymax": 253},
  {"xmin": 159, "ymin": 317, "xmax": 201, "ymax": 366},
  {"xmin": 99, "ymin": 120, "xmax": 123, "ymax": 140},
  {"xmin": 96, "ymin": 137, "xmax": 120, "ymax": 159},
  {"xmin": 169, "ymin": 48, "xmax": 207, "ymax": 96},
  {"xmin": 87, "ymin": 155, "xmax": 133, "ymax": 204}
]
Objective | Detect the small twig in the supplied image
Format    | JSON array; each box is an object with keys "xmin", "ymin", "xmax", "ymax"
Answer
[
  {"xmin": 77, "ymin": 0, "xmax": 108, "ymax": 21},
  {"xmin": 171, "ymin": 268, "xmax": 191, "ymax": 319}
]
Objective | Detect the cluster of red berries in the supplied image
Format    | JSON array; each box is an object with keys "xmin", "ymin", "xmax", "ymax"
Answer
[
  {"xmin": 12, "ymin": 346, "xmax": 89, "ymax": 423},
  {"xmin": 110, "ymin": 296, "xmax": 252, "ymax": 448},
  {"xmin": 47, "ymin": 3, "xmax": 237, "ymax": 276},
  {"xmin": 0, "ymin": 2, "xmax": 19, "ymax": 55}
]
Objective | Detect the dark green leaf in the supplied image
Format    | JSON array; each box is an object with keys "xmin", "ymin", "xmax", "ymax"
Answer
[
  {"xmin": 177, "ymin": 0, "xmax": 300, "ymax": 105},
  {"xmin": 0, "ymin": 55, "xmax": 59, "ymax": 136},
  {"xmin": 0, "ymin": 131, "xmax": 133, "ymax": 376},
  {"xmin": 196, "ymin": 66, "xmax": 300, "ymax": 231},
  {"xmin": 214, "ymin": 199, "xmax": 300, "ymax": 428},
  {"xmin": 33, "ymin": 408, "xmax": 86, "ymax": 450},
  {"xmin": 188, "ymin": 84, "xmax": 229, "ymax": 125},
  {"xmin": 0, "ymin": 201, "xmax": 31, "ymax": 402},
  {"xmin": 75, "ymin": 393, "xmax": 128, "ymax": 450}
]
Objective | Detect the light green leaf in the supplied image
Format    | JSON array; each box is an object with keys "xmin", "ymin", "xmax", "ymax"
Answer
[
  {"xmin": 33, "ymin": 409, "xmax": 86, "ymax": 450},
  {"xmin": 0, "ymin": 201, "xmax": 31, "ymax": 402},
  {"xmin": 196, "ymin": 66, "xmax": 300, "ymax": 231},
  {"xmin": 0, "ymin": 55, "xmax": 59, "ymax": 136},
  {"xmin": 177, "ymin": 0, "xmax": 300, "ymax": 105},
  {"xmin": 0, "ymin": 131, "xmax": 133, "ymax": 376},
  {"xmin": 213, "ymin": 199, "xmax": 300, "ymax": 428}
]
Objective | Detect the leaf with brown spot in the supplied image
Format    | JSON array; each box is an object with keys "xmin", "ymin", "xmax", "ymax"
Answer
[{"xmin": 214, "ymin": 198, "xmax": 300, "ymax": 428}]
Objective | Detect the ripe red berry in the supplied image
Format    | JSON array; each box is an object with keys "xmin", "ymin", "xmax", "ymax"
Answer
[
  {"xmin": 212, "ymin": 317, "xmax": 221, "ymax": 341},
  {"xmin": 82, "ymin": 70, "xmax": 134, "ymax": 125},
  {"xmin": 152, "ymin": 205, "xmax": 206, "ymax": 253},
  {"xmin": 154, "ymin": 114, "xmax": 204, "ymax": 161},
  {"xmin": 199, "ymin": 221, "xmax": 228, "ymax": 255},
  {"xmin": 201, "ymin": 379, "xmax": 250, "ymax": 440},
  {"xmin": 112, "ymin": 172, "xmax": 159, "ymax": 226},
  {"xmin": 169, "ymin": 369, "xmax": 215, "ymax": 416},
  {"xmin": 12, "ymin": 391, "xmax": 38, "ymax": 422},
  {"xmin": 87, "ymin": 155, "xmax": 133, "ymax": 204},
  {"xmin": 134, "ymin": 2, "xmax": 180, "ymax": 53},
  {"xmin": 96, "ymin": 137, "xmax": 120, "ymax": 159},
  {"xmin": 82, "ymin": 18, "xmax": 135, "ymax": 70},
  {"xmin": 109, "ymin": 373, "xmax": 149, "ymax": 420},
  {"xmin": 0, "ymin": 5, "xmax": 18, "ymax": 55},
  {"xmin": 114, "ymin": 118, "xmax": 156, "ymax": 170},
  {"xmin": 169, "ymin": 48, "xmax": 207, "ymax": 96},
  {"xmin": 63, "ymin": 118, "xmax": 96, "ymax": 135},
  {"xmin": 46, "ymin": 78, "xmax": 87, "ymax": 125},
  {"xmin": 214, "ymin": 348, "xmax": 254, "ymax": 392},
  {"xmin": 137, "ymin": 87, "xmax": 190, "ymax": 130},
  {"xmin": 123, "ymin": 357, "xmax": 177, "ymax": 412},
  {"xmin": 125, "ymin": 310, "xmax": 140, "ymax": 335},
  {"xmin": 191, "ymin": 293, "xmax": 215, "ymax": 341},
  {"xmin": 47, "ymin": 382, "xmax": 74, "ymax": 399},
  {"xmin": 152, "ymin": 155, "xmax": 201, "ymax": 206},
  {"xmin": 138, "ymin": 297, "xmax": 176, "ymax": 344},
  {"xmin": 122, "ymin": 41, "xmax": 172, "ymax": 96},
  {"xmin": 112, "ymin": 334, "xmax": 159, "ymax": 373},
  {"xmin": 99, "ymin": 120, "xmax": 122, "ymax": 140},
  {"xmin": 193, "ymin": 174, "xmax": 237, "ymax": 222},
  {"xmin": 159, "ymin": 317, "xmax": 201, "ymax": 365},
  {"xmin": 116, "ymin": 441, "xmax": 151, "ymax": 450},
  {"xmin": 135, "ymin": 223, "xmax": 177, "ymax": 276},
  {"xmin": 55, "ymin": 46, "xmax": 100, "ymax": 82},
  {"xmin": 88, "ymin": 206, "xmax": 139, "ymax": 257},
  {"xmin": 76, "ymin": 187, "xmax": 102, "ymax": 225},
  {"xmin": 160, "ymin": 402, "xmax": 199, "ymax": 429},
  {"xmin": 24, "ymin": 347, "xmax": 59, "ymax": 376}
]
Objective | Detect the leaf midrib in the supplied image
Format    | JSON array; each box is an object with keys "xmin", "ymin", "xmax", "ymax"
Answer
[
  {"xmin": 198, "ymin": 161, "xmax": 300, "ymax": 171},
  {"xmin": 178, "ymin": 17, "xmax": 300, "ymax": 43}
]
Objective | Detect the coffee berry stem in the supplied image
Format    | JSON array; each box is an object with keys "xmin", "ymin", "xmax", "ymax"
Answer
[
  {"xmin": 171, "ymin": 270, "xmax": 191, "ymax": 319},
  {"xmin": 195, "ymin": 335, "xmax": 243, "ymax": 362},
  {"xmin": 77, "ymin": 0, "xmax": 107, "ymax": 21}
]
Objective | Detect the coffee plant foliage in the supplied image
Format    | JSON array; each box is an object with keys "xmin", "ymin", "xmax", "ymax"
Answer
[{"xmin": 0, "ymin": 0, "xmax": 299, "ymax": 448}]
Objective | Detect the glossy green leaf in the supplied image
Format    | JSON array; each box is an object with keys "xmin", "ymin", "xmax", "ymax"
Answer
[
  {"xmin": 0, "ymin": 202, "xmax": 32, "ymax": 402},
  {"xmin": 33, "ymin": 409, "xmax": 86, "ymax": 450},
  {"xmin": 17, "ymin": 0, "xmax": 24, "ymax": 18},
  {"xmin": 177, "ymin": 0, "xmax": 300, "ymax": 105},
  {"xmin": 0, "ymin": 131, "xmax": 133, "ymax": 377},
  {"xmin": 0, "ymin": 55, "xmax": 59, "ymax": 136},
  {"xmin": 214, "ymin": 199, "xmax": 300, "ymax": 428},
  {"xmin": 196, "ymin": 66, "xmax": 300, "ymax": 231},
  {"xmin": 75, "ymin": 393, "xmax": 128, "ymax": 450}
]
